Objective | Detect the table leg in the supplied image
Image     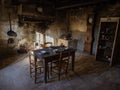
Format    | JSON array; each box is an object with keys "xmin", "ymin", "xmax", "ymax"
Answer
[
  {"xmin": 71, "ymin": 52, "xmax": 75, "ymax": 71},
  {"xmin": 44, "ymin": 60, "xmax": 48, "ymax": 83}
]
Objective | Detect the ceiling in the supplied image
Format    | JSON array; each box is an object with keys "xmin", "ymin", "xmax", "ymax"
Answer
[
  {"xmin": 11, "ymin": 0, "xmax": 112, "ymax": 9},
  {"xmin": 10, "ymin": 0, "xmax": 119, "ymax": 23},
  {"xmin": 53, "ymin": 0, "xmax": 109, "ymax": 9}
]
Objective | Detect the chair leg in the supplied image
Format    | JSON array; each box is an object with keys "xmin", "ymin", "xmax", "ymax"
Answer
[
  {"xmin": 50, "ymin": 62, "xmax": 52, "ymax": 76},
  {"xmin": 65, "ymin": 69, "xmax": 68, "ymax": 77},
  {"xmin": 30, "ymin": 65, "xmax": 32, "ymax": 77},
  {"xmin": 65, "ymin": 64, "xmax": 69, "ymax": 77},
  {"xmin": 58, "ymin": 68, "xmax": 61, "ymax": 81},
  {"xmin": 58, "ymin": 72, "xmax": 60, "ymax": 81},
  {"xmin": 47, "ymin": 66, "xmax": 49, "ymax": 79},
  {"xmin": 35, "ymin": 67, "xmax": 37, "ymax": 84},
  {"xmin": 39, "ymin": 68, "xmax": 41, "ymax": 74}
]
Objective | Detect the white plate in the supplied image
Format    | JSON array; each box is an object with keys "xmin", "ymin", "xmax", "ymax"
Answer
[{"xmin": 41, "ymin": 51, "xmax": 46, "ymax": 53}]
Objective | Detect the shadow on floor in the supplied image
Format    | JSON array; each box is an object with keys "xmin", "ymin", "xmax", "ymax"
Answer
[
  {"xmin": 74, "ymin": 55, "xmax": 110, "ymax": 76},
  {"xmin": 45, "ymin": 54, "xmax": 111, "ymax": 83},
  {"xmin": 0, "ymin": 53, "xmax": 28, "ymax": 69}
]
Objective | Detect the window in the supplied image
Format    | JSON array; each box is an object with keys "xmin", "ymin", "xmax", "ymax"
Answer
[
  {"xmin": 46, "ymin": 35, "xmax": 54, "ymax": 45},
  {"xmin": 36, "ymin": 32, "xmax": 54, "ymax": 46}
]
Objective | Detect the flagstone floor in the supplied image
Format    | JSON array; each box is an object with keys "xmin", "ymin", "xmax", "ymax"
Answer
[{"xmin": 0, "ymin": 52, "xmax": 120, "ymax": 90}]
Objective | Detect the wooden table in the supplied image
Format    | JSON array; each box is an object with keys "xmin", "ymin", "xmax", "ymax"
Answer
[{"xmin": 33, "ymin": 46, "xmax": 76, "ymax": 83}]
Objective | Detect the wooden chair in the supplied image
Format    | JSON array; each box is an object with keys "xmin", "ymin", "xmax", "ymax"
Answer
[
  {"xmin": 51, "ymin": 50, "xmax": 70, "ymax": 80},
  {"xmin": 40, "ymin": 42, "xmax": 52, "ymax": 48},
  {"xmin": 29, "ymin": 51, "xmax": 49, "ymax": 83},
  {"xmin": 44, "ymin": 42, "xmax": 52, "ymax": 47}
]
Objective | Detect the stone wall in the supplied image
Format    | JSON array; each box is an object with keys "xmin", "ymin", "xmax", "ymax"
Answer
[
  {"xmin": 69, "ymin": 9, "xmax": 87, "ymax": 52},
  {"xmin": 47, "ymin": 9, "xmax": 88, "ymax": 52},
  {"xmin": 0, "ymin": 2, "xmax": 37, "ymax": 58}
]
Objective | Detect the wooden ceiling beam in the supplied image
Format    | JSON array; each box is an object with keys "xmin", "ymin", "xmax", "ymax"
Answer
[{"xmin": 55, "ymin": 0, "xmax": 109, "ymax": 10}]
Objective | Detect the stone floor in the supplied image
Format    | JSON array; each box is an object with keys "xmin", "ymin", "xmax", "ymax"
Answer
[{"xmin": 0, "ymin": 52, "xmax": 120, "ymax": 90}]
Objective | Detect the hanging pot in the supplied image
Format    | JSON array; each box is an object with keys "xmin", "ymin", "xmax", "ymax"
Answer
[
  {"xmin": 8, "ymin": 38, "xmax": 14, "ymax": 44},
  {"xmin": 7, "ymin": 13, "xmax": 17, "ymax": 37}
]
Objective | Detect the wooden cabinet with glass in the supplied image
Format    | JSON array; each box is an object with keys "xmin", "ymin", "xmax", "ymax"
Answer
[{"xmin": 96, "ymin": 17, "xmax": 120, "ymax": 66}]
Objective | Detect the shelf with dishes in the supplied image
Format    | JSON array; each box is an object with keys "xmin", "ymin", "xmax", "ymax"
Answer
[{"xmin": 96, "ymin": 17, "xmax": 120, "ymax": 66}]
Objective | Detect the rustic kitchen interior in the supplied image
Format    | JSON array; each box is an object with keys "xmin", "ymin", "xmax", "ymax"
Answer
[{"xmin": 0, "ymin": 0, "xmax": 120, "ymax": 90}]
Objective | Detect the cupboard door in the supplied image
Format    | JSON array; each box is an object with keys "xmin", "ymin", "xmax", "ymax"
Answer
[{"xmin": 96, "ymin": 17, "xmax": 119, "ymax": 65}]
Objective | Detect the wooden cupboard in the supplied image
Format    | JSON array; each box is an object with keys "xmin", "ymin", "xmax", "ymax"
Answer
[{"xmin": 96, "ymin": 17, "xmax": 120, "ymax": 66}]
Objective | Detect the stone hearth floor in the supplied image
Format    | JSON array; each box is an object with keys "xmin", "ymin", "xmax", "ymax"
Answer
[{"xmin": 0, "ymin": 52, "xmax": 120, "ymax": 90}]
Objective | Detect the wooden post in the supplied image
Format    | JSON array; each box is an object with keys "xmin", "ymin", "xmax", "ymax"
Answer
[
  {"xmin": 43, "ymin": 33, "xmax": 46, "ymax": 48},
  {"xmin": 84, "ymin": 14, "xmax": 94, "ymax": 54}
]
